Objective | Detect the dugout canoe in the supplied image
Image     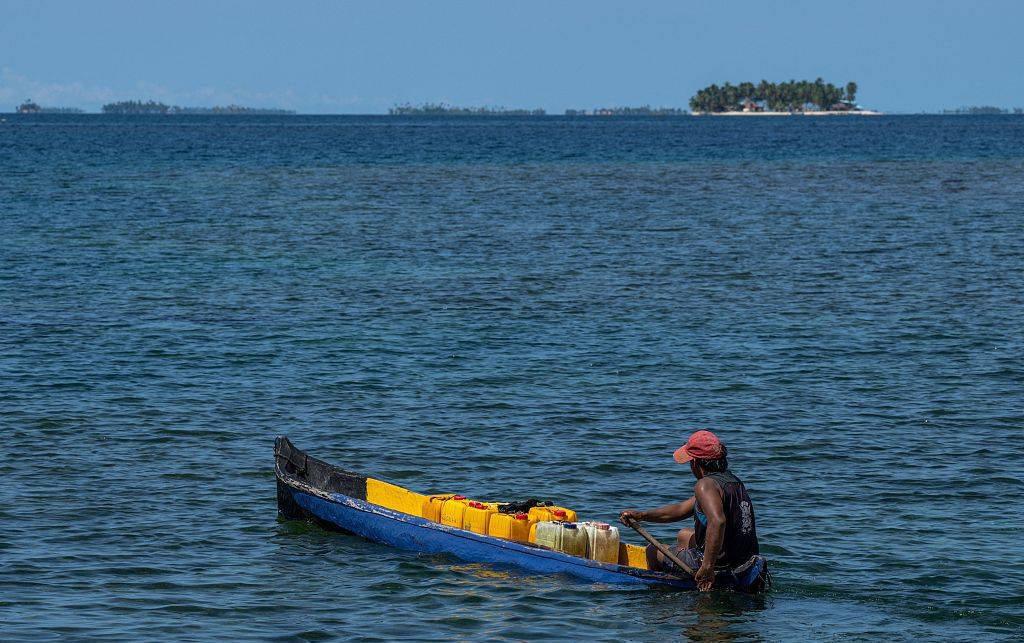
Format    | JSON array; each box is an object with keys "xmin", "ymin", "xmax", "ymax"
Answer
[{"xmin": 274, "ymin": 436, "xmax": 765, "ymax": 590}]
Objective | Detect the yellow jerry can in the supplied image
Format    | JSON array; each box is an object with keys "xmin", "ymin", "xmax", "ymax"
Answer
[
  {"xmin": 463, "ymin": 501, "xmax": 495, "ymax": 534},
  {"xmin": 487, "ymin": 512, "xmax": 513, "ymax": 539},
  {"xmin": 421, "ymin": 495, "xmax": 453, "ymax": 522},
  {"xmin": 528, "ymin": 507, "xmax": 553, "ymax": 523},
  {"xmin": 550, "ymin": 507, "xmax": 578, "ymax": 522},
  {"xmin": 510, "ymin": 513, "xmax": 532, "ymax": 543},
  {"xmin": 440, "ymin": 496, "xmax": 469, "ymax": 528}
]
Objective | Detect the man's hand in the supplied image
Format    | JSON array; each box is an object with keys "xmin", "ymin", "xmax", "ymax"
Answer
[
  {"xmin": 695, "ymin": 564, "xmax": 715, "ymax": 591},
  {"xmin": 619, "ymin": 510, "xmax": 644, "ymax": 526}
]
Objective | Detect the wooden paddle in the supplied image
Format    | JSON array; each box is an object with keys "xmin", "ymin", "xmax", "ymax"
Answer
[{"xmin": 622, "ymin": 516, "xmax": 697, "ymax": 577}]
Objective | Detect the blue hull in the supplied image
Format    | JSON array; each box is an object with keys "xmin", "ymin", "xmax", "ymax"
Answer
[
  {"xmin": 284, "ymin": 483, "xmax": 695, "ymax": 588},
  {"xmin": 274, "ymin": 437, "xmax": 766, "ymax": 590}
]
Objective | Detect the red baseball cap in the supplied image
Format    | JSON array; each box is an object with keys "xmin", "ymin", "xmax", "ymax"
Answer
[{"xmin": 673, "ymin": 430, "xmax": 723, "ymax": 463}]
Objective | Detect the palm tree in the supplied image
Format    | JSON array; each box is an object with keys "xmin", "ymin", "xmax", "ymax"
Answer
[
  {"xmin": 756, "ymin": 80, "xmax": 769, "ymax": 99},
  {"xmin": 738, "ymin": 82, "xmax": 755, "ymax": 104}
]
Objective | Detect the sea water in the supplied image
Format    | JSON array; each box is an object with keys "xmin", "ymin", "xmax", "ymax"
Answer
[{"xmin": 1, "ymin": 114, "xmax": 1022, "ymax": 640}]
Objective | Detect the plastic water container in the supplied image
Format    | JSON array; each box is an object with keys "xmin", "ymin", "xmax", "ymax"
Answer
[
  {"xmin": 581, "ymin": 522, "xmax": 620, "ymax": 564},
  {"xmin": 510, "ymin": 513, "xmax": 532, "ymax": 543},
  {"xmin": 421, "ymin": 495, "xmax": 452, "ymax": 522},
  {"xmin": 559, "ymin": 523, "xmax": 588, "ymax": 558},
  {"xmin": 620, "ymin": 542, "xmax": 650, "ymax": 569},
  {"xmin": 463, "ymin": 502, "xmax": 495, "ymax": 534},
  {"xmin": 534, "ymin": 521, "xmax": 563, "ymax": 550},
  {"xmin": 551, "ymin": 507, "xmax": 578, "ymax": 521},
  {"xmin": 488, "ymin": 512, "xmax": 513, "ymax": 539},
  {"xmin": 528, "ymin": 506, "xmax": 554, "ymax": 523},
  {"xmin": 440, "ymin": 496, "xmax": 469, "ymax": 528}
]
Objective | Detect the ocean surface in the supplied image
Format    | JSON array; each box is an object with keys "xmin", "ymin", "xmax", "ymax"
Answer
[{"xmin": 2, "ymin": 114, "xmax": 1022, "ymax": 641}]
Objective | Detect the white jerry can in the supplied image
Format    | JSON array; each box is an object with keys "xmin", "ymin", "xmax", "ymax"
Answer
[{"xmin": 534, "ymin": 521, "xmax": 563, "ymax": 550}]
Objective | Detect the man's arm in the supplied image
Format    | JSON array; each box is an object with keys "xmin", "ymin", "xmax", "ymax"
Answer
[
  {"xmin": 693, "ymin": 478, "xmax": 725, "ymax": 591},
  {"xmin": 620, "ymin": 496, "xmax": 695, "ymax": 524}
]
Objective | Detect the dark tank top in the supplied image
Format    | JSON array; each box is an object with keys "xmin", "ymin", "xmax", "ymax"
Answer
[{"xmin": 693, "ymin": 470, "xmax": 759, "ymax": 569}]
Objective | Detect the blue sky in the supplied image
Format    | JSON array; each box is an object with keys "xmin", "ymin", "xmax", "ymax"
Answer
[{"xmin": 1, "ymin": 0, "xmax": 1021, "ymax": 113}]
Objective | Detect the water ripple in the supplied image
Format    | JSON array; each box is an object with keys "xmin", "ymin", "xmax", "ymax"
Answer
[{"xmin": 1, "ymin": 115, "xmax": 1023, "ymax": 640}]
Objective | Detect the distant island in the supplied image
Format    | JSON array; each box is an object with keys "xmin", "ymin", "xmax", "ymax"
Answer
[
  {"xmin": 941, "ymin": 106, "xmax": 1023, "ymax": 115},
  {"xmin": 16, "ymin": 99, "xmax": 83, "ymax": 114},
  {"xmin": 564, "ymin": 106, "xmax": 687, "ymax": 116},
  {"xmin": 101, "ymin": 100, "xmax": 294, "ymax": 115},
  {"xmin": 389, "ymin": 103, "xmax": 545, "ymax": 116},
  {"xmin": 689, "ymin": 79, "xmax": 877, "ymax": 114}
]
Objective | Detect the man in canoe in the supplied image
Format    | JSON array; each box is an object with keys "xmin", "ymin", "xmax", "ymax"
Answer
[{"xmin": 619, "ymin": 430, "xmax": 766, "ymax": 591}]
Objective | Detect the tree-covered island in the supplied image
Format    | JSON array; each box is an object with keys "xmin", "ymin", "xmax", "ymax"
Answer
[
  {"xmin": 689, "ymin": 79, "xmax": 861, "ymax": 113},
  {"xmin": 101, "ymin": 100, "xmax": 294, "ymax": 114},
  {"xmin": 389, "ymin": 103, "xmax": 546, "ymax": 116},
  {"xmin": 565, "ymin": 106, "xmax": 687, "ymax": 116},
  {"xmin": 942, "ymin": 106, "xmax": 1024, "ymax": 114},
  {"xmin": 16, "ymin": 99, "xmax": 83, "ymax": 114}
]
